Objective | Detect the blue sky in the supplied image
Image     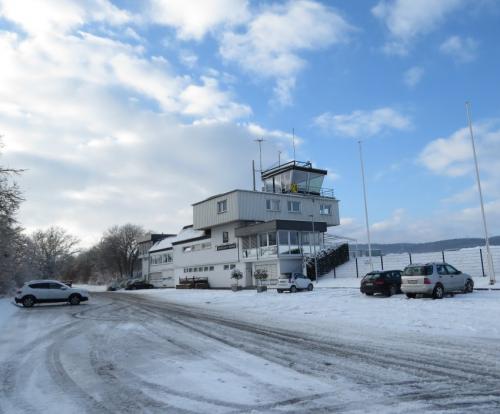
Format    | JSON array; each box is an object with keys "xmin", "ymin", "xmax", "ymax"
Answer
[{"xmin": 0, "ymin": 0, "xmax": 499, "ymax": 245}]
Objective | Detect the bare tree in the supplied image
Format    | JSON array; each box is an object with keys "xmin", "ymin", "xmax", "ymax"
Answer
[
  {"xmin": 30, "ymin": 227, "xmax": 80, "ymax": 279},
  {"xmin": 99, "ymin": 224, "xmax": 145, "ymax": 279},
  {"xmin": 0, "ymin": 141, "xmax": 25, "ymax": 293}
]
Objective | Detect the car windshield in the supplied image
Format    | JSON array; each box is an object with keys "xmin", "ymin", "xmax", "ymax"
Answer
[
  {"xmin": 364, "ymin": 273, "xmax": 383, "ymax": 280},
  {"xmin": 403, "ymin": 265, "xmax": 433, "ymax": 276}
]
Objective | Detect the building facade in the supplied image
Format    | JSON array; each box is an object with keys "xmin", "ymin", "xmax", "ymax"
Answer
[{"xmin": 145, "ymin": 161, "xmax": 340, "ymax": 288}]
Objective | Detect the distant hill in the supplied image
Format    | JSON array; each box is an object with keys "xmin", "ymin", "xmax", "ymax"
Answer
[{"xmin": 354, "ymin": 236, "xmax": 500, "ymax": 254}]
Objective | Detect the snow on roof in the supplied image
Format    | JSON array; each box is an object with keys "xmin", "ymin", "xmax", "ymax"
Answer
[{"xmin": 149, "ymin": 226, "xmax": 206, "ymax": 253}]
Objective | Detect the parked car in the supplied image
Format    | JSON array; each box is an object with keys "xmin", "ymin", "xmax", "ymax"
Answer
[
  {"xmin": 15, "ymin": 280, "xmax": 89, "ymax": 307},
  {"xmin": 401, "ymin": 262, "xmax": 474, "ymax": 299},
  {"xmin": 125, "ymin": 280, "xmax": 155, "ymax": 290},
  {"xmin": 277, "ymin": 273, "xmax": 314, "ymax": 293},
  {"xmin": 360, "ymin": 270, "xmax": 402, "ymax": 297}
]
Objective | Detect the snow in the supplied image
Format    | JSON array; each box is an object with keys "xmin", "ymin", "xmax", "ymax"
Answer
[
  {"xmin": 72, "ymin": 284, "xmax": 107, "ymax": 292},
  {"xmin": 125, "ymin": 286, "xmax": 500, "ymax": 340},
  {"xmin": 0, "ymin": 299, "xmax": 18, "ymax": 330},
  {"xmin": 149, "ymin": 226, "xmax": 206, "ymax": 253}
]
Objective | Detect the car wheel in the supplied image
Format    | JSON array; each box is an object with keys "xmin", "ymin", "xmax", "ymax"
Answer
[
  {"xmin": 432, "ymin": 284, "xmax": 444, "ymax": 300},
  {"xmin": 277, "ymin": 289, "xmax": 283, "ymax": 293},
  {"xmin": 290, "ymin": 286, "xmax": 297, "ymax": 293},
  {"xmin": 22, "ymin": 295, "xmax": 35, "ymax": 308},
  {"xmin": 464, "ymin": 280, "xmax": 474, "ymax": 293},
  {"xmin": 307, "ymin": 284, "xmax": 313, "ymax": 291},
  {"xmin": 406, "ymin": 293, "xmax": 416, "ymax": 299},
  {"xmin": 69, "ymin": 294, "xmax": 81, "ymax": 305},
  {"xmin": 388, "ymin": 285, "xmax": 397, "ymax": 297}
]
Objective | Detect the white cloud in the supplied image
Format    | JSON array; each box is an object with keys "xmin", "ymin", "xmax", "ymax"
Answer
[
  {"xmin": 440, "ymin": 35, "xmax": 478, "ymax": 62},
  {"xmin": 148, "ymin": 0, "xmax": 249, "ymax": 40},
  {"xmin": 0, "ymin": 0, "xmax": 294, "ymax": 246},
  {"xmin": 179, "ymin": 77, "xmax": 252, "ymax": 121},
  {"xmin": 314, "ymin": 107, "xmax": 411, "ymax": 138},
  {"xmin": 220, "ymin": 0, "xmax": 354, "ymax": 105},
  {"xmin": 372, "ymin": 0, "xmax": 465, "ymax": 55},
  {"xmin": 418, "ymin": 127, "xmax": 473, "ymax": 177},
  {"xmin": 0, "ymin": 0, "xmax": 131, "ymax": 36},
  {"xmin": 403, "ymin": 66, "xmax": 424, "ymax": 88}
]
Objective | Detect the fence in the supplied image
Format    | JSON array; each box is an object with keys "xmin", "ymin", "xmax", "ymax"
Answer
[{"xmin": 332, "ymin": 245, "xmax": 500, "ymax": 279}]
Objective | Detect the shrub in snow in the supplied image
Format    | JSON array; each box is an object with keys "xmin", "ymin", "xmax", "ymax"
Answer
[
  {"xmin": 254, "ymin": 269, "xmax": 268, "ymax": 286},
  {"xmin": 230, "ymin": 269, "xmax": 243, "ymax": 288}
]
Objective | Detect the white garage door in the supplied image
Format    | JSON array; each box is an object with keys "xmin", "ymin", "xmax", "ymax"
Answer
[{"xmin": 150, "ymin": 269, "xmax": 175, "ymax": 287}]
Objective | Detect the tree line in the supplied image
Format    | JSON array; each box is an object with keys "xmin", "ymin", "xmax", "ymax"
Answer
[{"xmin": 0, "ymin": 143, "xmax": 146, "ymax": 293}]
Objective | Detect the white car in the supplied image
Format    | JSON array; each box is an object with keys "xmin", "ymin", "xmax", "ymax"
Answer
[
  {"xmin": 277, "ymin": 273, "xmax": 314, "ymax": 293},
  {"xmin": 15, "ymin": 280, "xmax": 89, "ymax": 307}
]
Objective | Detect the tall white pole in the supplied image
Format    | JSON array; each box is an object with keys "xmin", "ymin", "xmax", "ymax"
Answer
[
  {"xmin": 358, "ymin": 141, "xmax": 373, "ymax": 271},
  {"xmin": 292, "ymin": 128, "xmax": 296, "ymax": 160},
  {"xmin": 310, "ymin": 214, "xmax": 318, "ymax": 284},
  {"xmin": 465, "ymin": 102, "xmax": 495, "ymax": 285}
]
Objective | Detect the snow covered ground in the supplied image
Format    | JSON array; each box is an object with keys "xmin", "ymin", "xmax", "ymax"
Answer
[
  {"xmin": 1, "ymin": 287, "xmax": 500, "ymax": 413},
  {"xmin": 124, "ymin": 285, "xmax": 500, "ymax": 341}
]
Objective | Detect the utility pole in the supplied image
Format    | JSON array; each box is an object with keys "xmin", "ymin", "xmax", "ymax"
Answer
[
  {"xmin": 310, "ymin": 214, "xmax": 318, "ymax": 284},
  {"xmin": 254, "ymin": 138, "xmax": 265, "ymax": 172},
  {"xmin": 466, "ymin": 102, "xmax": 495, "ymax": 285},
  {"xmin": 358, "ymin": 140, "xmax": 373, "ymax": 271}
]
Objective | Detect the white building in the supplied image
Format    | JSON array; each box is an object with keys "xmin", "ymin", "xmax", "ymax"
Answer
[{"xmin": 145, "ymin": 161, "xmax": 340, "ymax": 288}]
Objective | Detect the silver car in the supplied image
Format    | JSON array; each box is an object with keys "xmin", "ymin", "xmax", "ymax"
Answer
[
  {"xmin": 15, "ymin": 280, "xmax": 89, "ymax": 307},
  {"xmin": 401, "ymin": 263, "xmax": 474, "ymax": 299},
  {"xmin": 277, "ymin": 273, "xmax": 314, "ymax": 293}
]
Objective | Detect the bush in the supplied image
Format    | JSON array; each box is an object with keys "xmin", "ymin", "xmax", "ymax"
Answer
[
  {"xmin": 254, "ymin": 269, "xmax": 268, "ymax": 286},
  {"xmin": 230, "ymin": 269, "xmax": 243, "ymax": 287}
]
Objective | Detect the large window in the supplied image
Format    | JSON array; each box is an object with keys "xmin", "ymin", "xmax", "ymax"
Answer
[
  {"xmin": 217, "ymin": 199, "xmax": 227, "ymax": 213},
  {"xmin": 265, "ymin": 199, "xmax": 280, "ymax": 211},
  {"xmin": 277, "ymin": 230, "xmax": 322, "ymax": 256},
  {"xmin": 242, "ymin": 235, "xmax": 258, "ymax": 258},
  {"xmin": 287, "ymin": 200, "xmax": 301, "ymax": 213},
  {"xmin": 222, "ymin": 231, "xmax": 229, "ymax": 243},
  {"xmin": 320, "ymin": 204, "xmax": 332, "ymax": 215}
]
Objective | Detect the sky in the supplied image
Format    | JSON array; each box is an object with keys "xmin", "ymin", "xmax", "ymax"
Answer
[{"xmin": 0, "ymin": 0, "xmax": 499, "ymax": 247}]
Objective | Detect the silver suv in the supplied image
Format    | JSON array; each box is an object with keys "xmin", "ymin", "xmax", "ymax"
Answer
[
  {"xmin": 277, "ymin": 273, "xmax": 314, "ymax": 293},
  {"xmin": 401, "ymin": 263, "xmax": 474, "ymax": 299},
  {"xmin": 15, "ymin": 280, "xmax": 89, "ymax": 307}
]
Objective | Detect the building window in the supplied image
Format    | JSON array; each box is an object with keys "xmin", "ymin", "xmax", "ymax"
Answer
[
  {"xmin": 224, "ymin": 264, "xmax": 229, "ymax": 270},
  {"xmin": 209, "ymin": 266, "xmax": 214, "ymax": 271},
  {"xmin": 217, "ymin": 199, "xmax": 227, "ymax": 214},
  {"xmin": 320, "ymin": 204, "xmax": 332, "ymax": 215},
  {"xmin": 265, "ymin": 199, "xmax": 280, "ymax": 211},
  {"xmin": 222, "ymin": 231, "xmax": 229, "ymax": 243},
  {"xmin": 287, "ymin": 200, "xmax": 301, "ymax": 213},
  {"xmin": 230, "ymin": 264, "xmax": 236, "ymax": 270}
]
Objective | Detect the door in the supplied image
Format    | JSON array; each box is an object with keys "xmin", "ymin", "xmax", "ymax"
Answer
[
  {"xmin": 436, "ymin": 264, "xmax": 451, "ymax": 291},
  {"xmin": 30, "ymin": 282, "xmax": 51, "ymax": 300},
  {"xmin": 445, "ymin": 264, "xmax": 464, "ymax": 290},
  {"xmin": 48, "ymin": 282, "xmax": 68, "ymax": 301}
]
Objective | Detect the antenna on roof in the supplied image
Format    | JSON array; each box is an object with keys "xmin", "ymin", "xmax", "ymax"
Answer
[
  {"xmin": 254, "ymin": 138, "xmax": 265, "ymax": 172},
  {"xmin": 278, "ymin": 150, "xmax": 282, "ymax": 166},
  {"xmin": 292, "ymin": 128, "xmax": 296, "ymax": 160}
]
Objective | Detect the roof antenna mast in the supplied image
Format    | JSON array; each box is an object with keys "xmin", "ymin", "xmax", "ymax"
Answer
[{"xmin": 292, "ymin": 128, "xmax": 296, "ymax": 161}]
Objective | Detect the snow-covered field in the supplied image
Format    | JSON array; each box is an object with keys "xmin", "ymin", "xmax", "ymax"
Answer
[
  {"xmin": 124, "ymin": 285, "xmax": 500, "ymax": 341},
  {"xmin": 2, "ymin": 286, "xmax": 500, "ymax": 413}
]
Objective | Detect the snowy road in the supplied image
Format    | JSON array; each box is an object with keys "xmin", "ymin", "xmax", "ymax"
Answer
[{"xmin": 1, "ymin": 291, "xmax": 500, "ymax": 413}]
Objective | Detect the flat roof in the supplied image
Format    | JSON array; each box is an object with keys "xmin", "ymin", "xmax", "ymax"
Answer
[{"xmin": 192, "ymin": 188, "xmax": 337, "ymax": 206}]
